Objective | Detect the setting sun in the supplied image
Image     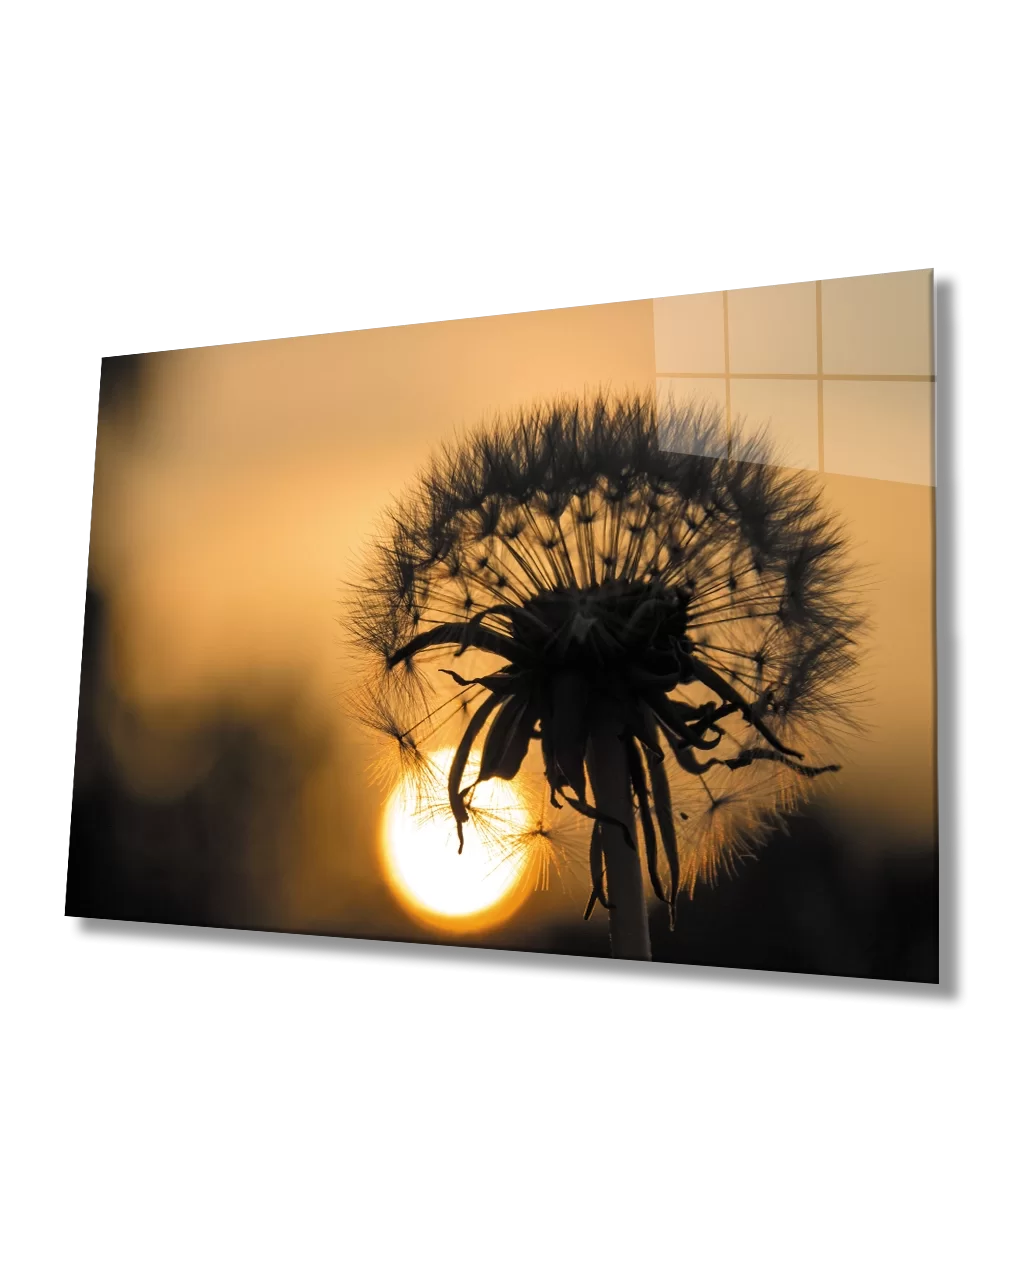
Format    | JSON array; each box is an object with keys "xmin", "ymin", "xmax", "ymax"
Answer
[{"xmin": 381, "ymin": 748, "xmax": 532, "ymax": 932}]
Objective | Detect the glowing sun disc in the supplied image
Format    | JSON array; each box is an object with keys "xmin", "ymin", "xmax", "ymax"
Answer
[{"xmin": 382, "ymin": 748, "xmax": 531, "ymax": 930}]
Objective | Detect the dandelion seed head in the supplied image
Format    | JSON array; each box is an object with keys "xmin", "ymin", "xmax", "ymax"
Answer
[{"xmin": 347, "ymin": 392, "xmax": 864, "ymax": 915}]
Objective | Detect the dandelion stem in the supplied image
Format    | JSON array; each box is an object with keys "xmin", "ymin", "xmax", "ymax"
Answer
[{"xmin": 585, "ymin": 715, "xmax": 651, "ymax": 961}]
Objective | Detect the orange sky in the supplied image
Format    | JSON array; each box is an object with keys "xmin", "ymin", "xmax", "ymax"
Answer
[{"xmin": 86, "ymin": 292, "xmax": 936, "ymax": 935}]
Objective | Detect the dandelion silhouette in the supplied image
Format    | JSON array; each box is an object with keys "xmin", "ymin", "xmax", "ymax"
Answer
[{"xmin": 351, "ymin": 393, "xmax": 862, "ymax": 960}]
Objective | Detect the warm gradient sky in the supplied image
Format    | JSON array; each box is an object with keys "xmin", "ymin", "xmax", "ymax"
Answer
[{"xmin": 76, "ymin": 276, "xmax": 936, "ymax": 962}]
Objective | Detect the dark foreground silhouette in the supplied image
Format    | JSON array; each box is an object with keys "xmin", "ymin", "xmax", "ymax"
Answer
[
  {"xmin": 536, "ymin": 814, "xmax": 937, "ymax": 983},
  {"xmin": 68, "ymin": 590, "xmax": 937, "ymax": 982}
]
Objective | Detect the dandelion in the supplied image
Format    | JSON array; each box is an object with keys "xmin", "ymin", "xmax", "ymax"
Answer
[{"xmin": 349, "ymin": 393, "xmax": 862, "ymax": 960}]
